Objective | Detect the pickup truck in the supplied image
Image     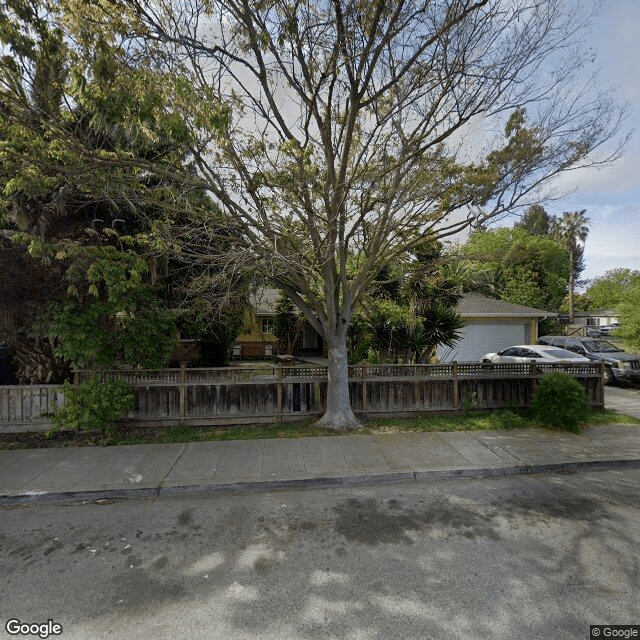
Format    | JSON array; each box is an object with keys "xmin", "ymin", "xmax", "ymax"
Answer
[{"xmin": 537, "ymin": 335, "xmax": 640, "ymax": 385}]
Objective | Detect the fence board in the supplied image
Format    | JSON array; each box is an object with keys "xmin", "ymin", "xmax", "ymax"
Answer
[{"xmin": 0, "ymin": 363, "xmax": 604, "ymax": 432}]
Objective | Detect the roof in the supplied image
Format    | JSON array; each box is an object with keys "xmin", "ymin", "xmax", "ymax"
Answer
[
  {"xmin": 458, "ymin": 294, "xmax": 555, "ymax": 319},
  {"xmin": 252, "ymin": 289, "xmax": 554, "ymax": 319},
  {"xmin": 571, "ymin": 310, "xmax": 619, "ymax": 318}
]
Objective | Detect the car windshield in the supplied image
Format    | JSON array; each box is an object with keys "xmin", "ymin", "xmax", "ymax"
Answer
[
  {"xmin": 582, "ymin": 340, "xmax": 622, "ymax": 353},
  {"xmin": 544, "ymin": 349, "xmax": 585, "ymax": 359}
]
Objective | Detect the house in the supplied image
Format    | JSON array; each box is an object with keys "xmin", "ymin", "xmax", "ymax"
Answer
[
  {"xmin": 233, "ymin": 288, "xmax": 324, "ymax": 359},
  {"xmin": 559, "ymin": 309, "xmax": 620, "ymax": 328},
  {"xmin": 438, "ymin": 294, "xmax": 556, "ymax": 363}
]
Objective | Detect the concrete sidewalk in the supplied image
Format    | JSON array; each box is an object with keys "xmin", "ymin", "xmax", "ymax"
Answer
[{"xmin": 1, "ymin": 424, "xmax": 639, "ymax": 505}]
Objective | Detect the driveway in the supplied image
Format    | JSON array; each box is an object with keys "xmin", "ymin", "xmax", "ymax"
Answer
[{"xmin": 604, "ymin": 384, "xmax": 640, "ymax": 418}]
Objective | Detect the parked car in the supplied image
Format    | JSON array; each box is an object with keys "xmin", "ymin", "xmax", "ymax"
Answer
[
  {"xmin": 481, "ymin": 345, "xmax": 591, "ymax": 364},
  {"xmin": 598, "ymin": 322, "xmax": 621, "ymax": 336},
  {"xmin": 537, "ymin": 335, "xmax": 640, "ymax": 385}
]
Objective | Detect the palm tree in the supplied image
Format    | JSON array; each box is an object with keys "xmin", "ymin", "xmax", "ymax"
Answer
[{"xmin": 552, "ymin": 210, "xmax": 590, "ymax": 323}]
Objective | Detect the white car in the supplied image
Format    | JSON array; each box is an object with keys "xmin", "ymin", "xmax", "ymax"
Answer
[{"xmin": 481, "ymin": 345, "xmax": 591, "ymax": 364}]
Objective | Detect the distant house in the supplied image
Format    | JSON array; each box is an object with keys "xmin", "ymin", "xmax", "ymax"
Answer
[
  {"xmin": 233, "ymin": 289, "xmax": 324, "ymax": 359},
  {"xmin": 559, "ymin": 309, "xmax": 620, "ymax": 328},
  {"xmin": 438, "ymin": 294, "xmax": 556, "ymax": 363}
]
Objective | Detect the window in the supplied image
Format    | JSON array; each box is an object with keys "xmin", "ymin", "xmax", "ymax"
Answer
[{"xmin": 261, "ymin": 318, "xmax": 275, "ymax": 334}]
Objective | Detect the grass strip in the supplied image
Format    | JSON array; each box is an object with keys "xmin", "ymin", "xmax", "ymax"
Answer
[{"xmin": 0, "ymin": 408, "xmax": 638, "ymax": 450}]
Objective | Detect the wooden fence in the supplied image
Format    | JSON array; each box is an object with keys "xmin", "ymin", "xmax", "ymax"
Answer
[{"xmin": 0, "ymin": 362, "xmax": 605, "ymax": 432}]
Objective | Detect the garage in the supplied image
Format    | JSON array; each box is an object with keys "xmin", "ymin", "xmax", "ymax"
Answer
[
  {"xmin": 450, "ymin": 323, "xmax": 526, "ymax": 362},
  {"xmin": 437, "ymin": 295, "xmax": 555, "ymax": 363}
]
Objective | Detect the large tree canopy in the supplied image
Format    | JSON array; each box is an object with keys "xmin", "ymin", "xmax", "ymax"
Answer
[
  {"xmin": 460, "ymin": 226, "xmax": 569, "ymax": 311},
  {"xmin": 0, "ymin": 1, "xmax": 251, "ymax": 375},
  {"xmin": 2, "ymin": 0, "xmax": 627, "ymax": 426}
]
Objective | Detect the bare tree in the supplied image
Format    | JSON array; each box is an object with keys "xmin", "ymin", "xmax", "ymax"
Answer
[{"xmin": 48, "ymin": 0, "xmax": 626, "ymax": 428}]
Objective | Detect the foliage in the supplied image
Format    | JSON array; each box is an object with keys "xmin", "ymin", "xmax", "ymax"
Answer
[
  {"xmin": 617, "ymin": 280, "xmax": 640, "ymax": 351},
  {"xmin": 0, "ymin": 2, "xmax": 247, "ymax": 378},
  {"xmin": 273, "ymin": 293, "xmax": 303, "ymax": 354},
  {"xmin": 407, "ymin": 304, "xmax": 465, "ymax": 363},
  {"xmin": 586, "ymin": 269, "xmax": 640, "ymax": 310},
  {"xmin": 33, "ymin": 247, "xmax": 178, "ymax": 369},
  {"xmin": 560, "ymin": 292, "xmax": 592, "ymax": 314},
  {"xmin": 49, "ymin": 377, "xmax": 134, "ymax": 434},
  {"xmin": 348, "ymin": 244, "xmax": 465, "ymax": 364},
  {"xmin": 489, "ymin": 409, "xmax": 523, "ymax": 430},
  {"xmin": 461, "ymin": 227, "xmax": 569, "ymax": 310},
  {"xmin": 179, "ymin": 301, "xmax": 244, "ymax": 367},
  {"xmin": 514, "ymin": 204, "xmax": 552, "ymax": 236},
  {"xmin": 531, "ymin": 372, "xmax": 589, "ymax": 433},
  {"xmin": 39, "ymin": 295, "xmax": 177, "ymax": 370}
]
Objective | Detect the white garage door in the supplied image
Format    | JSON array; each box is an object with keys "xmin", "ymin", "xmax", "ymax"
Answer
[{"xmin": 438, "ymin": 323, "xmax": 526, "ymax": 363}]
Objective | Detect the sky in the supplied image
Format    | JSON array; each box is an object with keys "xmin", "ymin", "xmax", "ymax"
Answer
[{"xmin": 540, "ymin": 0, "xmax": 640, "ymax": 284}]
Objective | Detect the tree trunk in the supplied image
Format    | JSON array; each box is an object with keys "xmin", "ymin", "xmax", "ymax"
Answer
[
  {"xmin": 568, "ymin": 247, "xmax": 575, "ymax": 324},
  {"xmin": 315, "ymin": 332, "xmax": 361, "ymax": 430}
]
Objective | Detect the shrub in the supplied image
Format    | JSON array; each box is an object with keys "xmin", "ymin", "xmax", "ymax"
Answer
[
  {"xmin": 531, "ymin": 372, "xmax": 589, "ymax": 433},
  {"xmin": 49, "ymin": 376, "xmax": 134, "ymax": 435}
]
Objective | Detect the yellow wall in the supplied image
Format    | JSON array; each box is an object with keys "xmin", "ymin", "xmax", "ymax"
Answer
[{"xmin": 234, "ymin": 309, "xmax": 277, "ymax": 344}]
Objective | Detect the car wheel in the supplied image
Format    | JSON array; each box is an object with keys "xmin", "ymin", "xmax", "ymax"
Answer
[
  {"xmin": 482, "ymin": 359, "xmax": 492, "ymax": 364},
  {"xmin": 603, "ymin": 366, "xmax": 614, "ymax": 385}
]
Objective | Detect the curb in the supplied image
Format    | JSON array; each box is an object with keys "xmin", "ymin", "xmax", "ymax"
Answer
[{"xmin": 1, "ymin": 458, "xmax": 639, "ymax": 506}]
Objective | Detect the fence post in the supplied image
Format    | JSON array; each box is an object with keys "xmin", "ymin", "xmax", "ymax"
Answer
[
  {"xmin": 73, "ymin": 370, "xmax": 80, "ymax": 385},
  {"xmin": 598, "ymin": 361, "xmax": 605, "ymax": 408},
  {"xmin": 530, "ymin": 361, "xmax": 538, "ymax": 404},
  {"xmin": 277, "ymin": 366, "xmax": 283, "ymax": 421},
  {"xmin": 179, "ymin": 364, "xmax": 186, "ymax": 420},
  {"xmin": 452, "ymin": 361, "xmax": 459, "ymax": 413},
  {"xmin": 362, "ymin": 366, "xmax": 368, "ymax": 414}
]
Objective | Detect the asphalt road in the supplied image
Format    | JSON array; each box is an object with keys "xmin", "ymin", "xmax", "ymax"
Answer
[{"xmin": 1, "ymin": 468, "xmax": 639, "ymax": 640}]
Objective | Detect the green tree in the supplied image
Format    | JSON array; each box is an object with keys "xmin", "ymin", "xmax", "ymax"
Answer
[
  {"xmin": 514, "ymin": 204, "xmax": 552, "ymax": 236},
  {"xmin": 273, "ymin": 292, "xmax": 303, "ymax": 355},
  {"xmin": 586, "ymin": 268, "xmax": 640, "ymax": 310},
  {"xmin": 5, "ymin": 0, "xmax": 627, "ymax": 428},
  {"xmin": 618, "ymin": 280, "xmax": 640, "ymax": 350},
  {"xmin": 33, "ymin": 247, "xmax": 178, "ymax": 369},
  {"xmin": 0, "ymin": 1, "xmax": 250, "ymax": 375},
  {"xmin": 461, "ymin": 227, "xmax": 569, "ymax": 311},
  {"xmin": 349, "ymin": 243, "xmax": 464, "ymax": 364},
  {"xmin": 551, "ymin": 210, "xmax": 590, "ymax": 323}
]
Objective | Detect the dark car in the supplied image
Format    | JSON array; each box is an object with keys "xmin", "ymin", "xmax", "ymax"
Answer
[
  {"xmin": 537, "ymin": 335, "xmax": 640, "ymax": 385},
  {"xmin": 598, "ymin": 322, "xmax": 621, "ymax": 336}
]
